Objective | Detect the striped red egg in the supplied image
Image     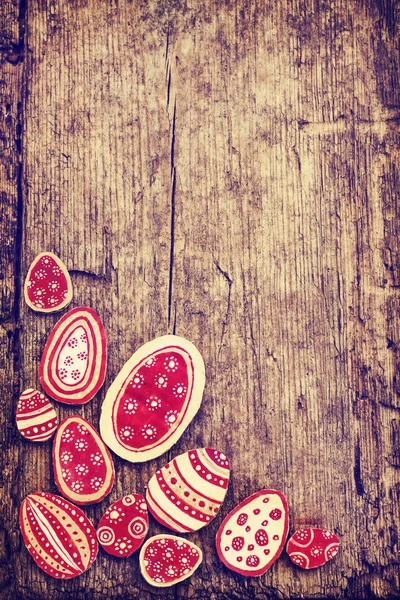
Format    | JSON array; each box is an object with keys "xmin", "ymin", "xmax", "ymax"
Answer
[
  {"xmin": 96, "ymin": 494, "xmax": 149, "ymax": 557},
  {"xmin": 24, "ymin": 252, "xmax": 73, "ymax": 313},
  {"xmin": 139, "ymin": 535, "xmax": 203, "ymax": 587},
  {"xmin": 100, "ymin": 335, "xmax": 205, "ymax": 462},
  {"xmin": 16, "ymin": 389, "xmax": 58, "ymax": 442},
  {"xmin": 146, "ymin": 448, "xmax": 230, "ymax": 532},
  {"xmin": 19, "ymin": 492, "xmax": 98, "ymax": 579},
  {"xmin": 286, "ymin": 527, "xmax": 340, "ymax": 569},
  {"xmin": 39, "ymin": 306, "xmax": 107, "ymax": 405},
  {"xmin": 53, "ymin": 416, "xmax": 115, "ymax": 505},
  {"xmin": 216, "ymin": 489, "xmax": 289, "ymax": 576}
]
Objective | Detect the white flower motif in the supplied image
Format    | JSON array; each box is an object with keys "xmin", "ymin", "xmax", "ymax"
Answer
[
  {"xmin": 77, "ymin": 423, "xmax": 89, "ymax": 435},
  {"xmin": 52, "ymin": 266, "xmax": 61, "ymax": 276},
  {"xmin": 115, "ymin": 537, "xmax": 133, "ymax": 554},
  {"xmin": 61, "ymin": 429, "xmax": 74, "ymax": 443},
  {"xmin": 322, "ymin": 530, "xmax": 334, "ymax": 539},
  {"xmin": 172, "ymin": 383, "xmax": 187, "ymax": 398},
  {"xmin": 71, "ymin": 480, "xmax": 84, "ymax": 493},
  {"xmin": 106, "ymin": 507, "xmax": 125, "ymax": 523},
  {"xmin": 120, "ymin": 426, "xmax": 135, "ymax": 440},
  {"xmin": 35, "ymin": 269, "xmax": 47, "ymax": 280},
  {"xmin": 164, "ymin": 356, "xmax": 179, "ymax": 373},
  {"xmin": 41, "ymin": 257, "xmax": 51, "ymax": 266},
  {"xmin": 147, "ymin": 546, "xmax": 157, "ymax": 557},
  {"xmin": 165, "ymin": 410, "xmax": 178, "ymax": 426},
  {"xmin": 130, "ymin": 373, "xmax": 144, "ymax": 389},
  {"xmin": 75, "ymin": 438, "xmax": 88, "ymax": 451},
  {"xmin": 48, "ymin": 281, "xmax": 60, "ymax": 292},
  {"xmin": 142, "ymin": 424, "xmax": 157, "ymax": 440},
  {"xmin": 123, "ymin": 398, "xmax": 138, "ymax": 415},
  {"xmin": 144, "ymin": 356, "xmax": 157, "ymax": 368},
  {"xmin": 155, "ymin": 373, "xmax": 168, "ymax": 389},
  {"xmin": 75, "ymin": 464, "xmax": 89, "ymax": 476},
  {"xmin": 310, "ymin": 546, "xmax": 324, "ymax": 557},
  {"xmin": 146, "ymin": 395, "xmax": 161, "ymax": 411},
  {"xmin": 90, "ymin": 477, "xmax": 104, "ymax": 490},
  {"xmin": 61, "ymin": 451, "xmax": 73, "ymax": 464},
  {"xmin": 48, "ymin": 296, "xmax": 60, "ymax": 306},
  {"xmin": 90, "ymin": 452, "xmax": 104, "ymax": 466},
  {"xmin": 33, "ymin": 288, "xmax": 46, "ymax": 299},
  {"xmin": 61, "ymin": 468, "xmax": 71, "ymax": 481}
]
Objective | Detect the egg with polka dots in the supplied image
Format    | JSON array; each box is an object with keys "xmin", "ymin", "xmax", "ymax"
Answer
[
  {"xmin": 96, "ymin": 494, "xmax": 149, "ymax": 557},
  {"xmin": 16, "ymin": 388, "xmax": 58, "ymax": 442},
  {"xmin": 146, "ymin": 448, "xmax": 230, "ymax": 533},
  {"xmin": 19, "ymin": 492, "xmax": 98, "ymax": 579},
  {"xmin": 216, "ymin": 489, "xmax": 289, "ymax": 576}
]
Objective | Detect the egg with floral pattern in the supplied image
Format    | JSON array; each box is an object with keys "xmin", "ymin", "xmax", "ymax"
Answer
[
  {"xmin": 286, "ymin": 527, "xmax": 340, "ymax": 569},
  {"xmin": 139, "ymin": 535, "xmax": 202, "ymax": 587},
  {"xmin": 96, "ymin": 494, "xmax": 149, "ymax": 557},
  {"xmin": 53, "ymin": 416, "xmax": 114, "ymax": 505},
  {"xmin": 24, "ymin": 252, "xmax": 72, "ymax": 313},
  {"xmin": 100, "ymin": 335, "xmax": 205, "ymax": 462}
]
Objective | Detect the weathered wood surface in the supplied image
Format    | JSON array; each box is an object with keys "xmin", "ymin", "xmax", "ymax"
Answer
[{"xmin": 1, "ymin": 0, "xmax": 400, "ymax": 598}]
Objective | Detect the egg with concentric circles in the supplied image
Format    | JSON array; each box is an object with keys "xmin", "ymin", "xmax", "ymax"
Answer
[{"xmin": 96, "ymin": 494, "xmax": 149, "ymax": 557}]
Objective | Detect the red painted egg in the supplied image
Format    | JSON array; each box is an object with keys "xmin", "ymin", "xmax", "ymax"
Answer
[
  {"xmin": 96, "ymin": 494, "xmax": 149, "ymax": 557},
  {"xmin": 24, "ymin": 252, "xmax": 72, "ymax": 313},
  {"xmin": 39, "ymin": 306, "xmax": 107, "ymax": 405},
  {"xmin": 286, "ymin": 527, "xmax": 340, "ymax": 569},
  {"xmin": 100, "ymin": 335, "xmax": 205, "ymax": 462},
  {"xmin": 216, "ymin": 489, "xmax": 289, "ymax": 576},
  {"xmin": 19, "ymin": 492, "xmax": 98, "ymax": 579},
  {"xmin": 139, "ymin": 535, "xmax": 202, "ymax": 587},
  {"xmin": 53, "ymin": 416, "xmax": 115, "ymax": 505},
  {"xmin": 146, "ymin": 448, "xmax": 230, "ymax": 532},
  {"xmin": 16, "ymin": 389, "xmax": 58, "ymax": 442}
]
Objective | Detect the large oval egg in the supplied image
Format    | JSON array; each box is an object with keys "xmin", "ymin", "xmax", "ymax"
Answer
[
  {"xmin": 146, "ymin": 448, "xmax": 230, "ymax": 532},
  {"xmin": 20, "ymin": 492, "xmax": 98, "ymax": 579},
  {"xmin": 216, "ymin": 489, "xmax": 289, "ymax": 576},
  {"xmin": 139, "ymin": 535, "xmax": 202, "ymax": 587},
  {"xmin": 39, "ymin": 306, "xmax": 107, "ymax": 405},
  {"xmin": 53, "ymin": 416, "xmax": 115, "ymax": 505},
  {"xmin": 96, "ymin": 494, "xmax": 149, "ymax": 557},
  {"xmin": 100, "ymin": 335, "xmax": 205, "ymax": 462}
]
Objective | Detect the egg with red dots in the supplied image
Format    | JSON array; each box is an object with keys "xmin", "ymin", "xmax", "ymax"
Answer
[
  {"xmin": 146, "ymin": 448, "xmax": 231, "ymax": 532},
  {"xmin": 215, "ymin": 489, "xmax": 289, "ymax": 576}
]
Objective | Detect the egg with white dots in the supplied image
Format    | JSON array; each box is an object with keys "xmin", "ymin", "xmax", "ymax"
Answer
[
  {"xmin": 146, "ymin": 448, "xmax": 231, "ymax": 533},
  {"xmin": 16, "ymin": 389, "xmax": 58, "ymax": 442}
]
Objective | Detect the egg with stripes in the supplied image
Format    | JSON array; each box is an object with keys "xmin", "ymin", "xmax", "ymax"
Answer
[
  {"xmin": 19, "ymin": 492, "xmax": 98, "ymax": 579},
  {"xmin": 16, "ymin": 389, "xmax": 58, "ymax": 442},
  {"xmin": 146, "ymin": 448, "xmax": 230, "ymax": 532}
]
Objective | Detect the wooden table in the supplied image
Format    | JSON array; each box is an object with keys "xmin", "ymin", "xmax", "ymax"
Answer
[{"xmin": 1, "ymin": 1, "xmax": 399, "ymax": 598}]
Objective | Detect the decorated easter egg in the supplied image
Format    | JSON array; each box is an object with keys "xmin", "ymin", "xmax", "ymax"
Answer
[
  {"xmin": 96, "ymin": 494, "xmax": 149, "ymax": 557},
  {"xmin": 24, "ymin": 252, "xmax": 72, "ymax": 313},
  {"xmin": 19, "ymin": 492, "xmax": 98, "ymax": 579},
  {"xmin": 216, "ymin": 489, "xmax": 289, "ymax": 576},
  {"xmin": 286, "ymin": 527, "xmax": 340, "ymax": 569},
  {"xmin": 139, "ymin": 535, "xmax": 202, "ymax": 587},
  {"xmin": 39, "ymin": 306, "xmax": 107, "ymax": 405},
  {"xmin": 53, "ymin": 416, "xmax": 115, "ymax": 505},
  {"xmin": 16, "ymin": 389, "xmax": 58, "ymax": 442},
  {"xmin": 100, "ymin": 335, "xmax": 205, "ymax": 462},
  {"xmin": 146, "ymin": 448, "xmax": 230, "ymax": 532}
]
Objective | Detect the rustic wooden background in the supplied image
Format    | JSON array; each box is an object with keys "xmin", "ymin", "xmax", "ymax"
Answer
[{"xmin": 1, "ymin": 0, "xmax": 400, "ymax": 598}]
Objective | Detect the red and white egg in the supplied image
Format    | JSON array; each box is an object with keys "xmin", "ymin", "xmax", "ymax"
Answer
[
  {"xmin": 146, "ymin": 448, "xmax": 230, "ymax": 532},
  {"xmin": 53, "ymin": 416, "xmax": 115, "ymax": 505},
  {"xmin": 19, "ymin": 492, "xmax": 98, "ymax": 579},
  {"xmin": 100, "ymin": 335, "xmax": 205, "ymax": 462},
  {"xmin": 216, "ymin": 489, "xmax": 289, "ymax": 576},
  {"xmin": 139, "ymin": 535, "xmax": 202, "ymax": 587},
  {"xmin": 96, "ymin": 494, "xmax": 149, "ymax": 557},
  {"xmin": 24, "ymin": 252, "xmax": 72, "ymax": 313},
  {"xmin": 39, "ymin": 306, "xmax": 107, "ymax": 405},
  {"xmin": 286, "ymin": 527, "xmax": 340, "ymax": 569},
  {"xmin": 16, "ymin": 389, "xmax": 58, "ymax": 442}
]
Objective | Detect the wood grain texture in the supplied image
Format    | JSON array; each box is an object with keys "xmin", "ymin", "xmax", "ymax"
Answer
[{"xmin": 1, "ymin": 0, "xmax": 400, "ymax": 598}]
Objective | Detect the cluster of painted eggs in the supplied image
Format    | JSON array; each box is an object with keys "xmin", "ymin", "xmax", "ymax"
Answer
[{"xmin": 18, "ymin": 252, "xmax": 341, "ymax": 586}]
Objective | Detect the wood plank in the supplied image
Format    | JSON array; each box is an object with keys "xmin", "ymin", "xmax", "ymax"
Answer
[{"xmin": 1, "ymin": 0, "xmax": 399, "ymax": 598}]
